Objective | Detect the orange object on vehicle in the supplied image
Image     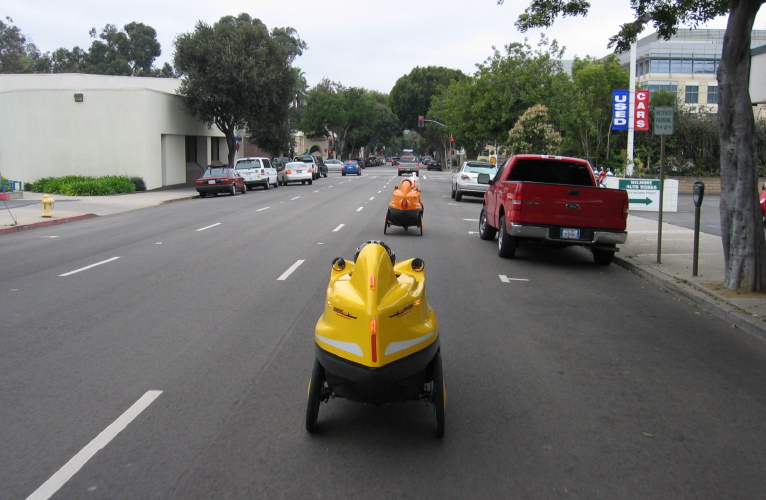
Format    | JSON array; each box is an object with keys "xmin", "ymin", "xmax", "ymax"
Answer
[{"xmin": 385, "ymin": 177, "xmax": 424, "ymax": 235}]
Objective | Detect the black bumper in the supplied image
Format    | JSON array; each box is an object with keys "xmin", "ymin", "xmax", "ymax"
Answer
[{"xmin": 315, "ymin": 340, "xmax": 440, "ymax": 405}]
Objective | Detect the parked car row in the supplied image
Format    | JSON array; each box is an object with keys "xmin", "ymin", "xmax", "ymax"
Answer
[{"xmin": 195, "ymin": 154, "xmax": 331, "ymax": 198}]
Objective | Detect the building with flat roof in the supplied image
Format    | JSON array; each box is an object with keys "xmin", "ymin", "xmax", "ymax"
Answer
[
  {"xmin": 0, "ymin": 73, "xmax": 238, "ymax": 190},
  {"xmin": 615, "ymin": 29, "xmax": 766, "ymax": 111}
]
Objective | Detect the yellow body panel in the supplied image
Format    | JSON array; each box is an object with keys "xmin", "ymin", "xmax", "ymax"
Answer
[{"xmin": 315, "ymin": 245, "xmax": 438, "ymax": 368}]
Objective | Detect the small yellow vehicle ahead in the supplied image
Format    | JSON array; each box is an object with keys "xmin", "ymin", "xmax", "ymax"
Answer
[{"xmin": 306, "ymin": 241, "xmax": 445, "ymax": 437}]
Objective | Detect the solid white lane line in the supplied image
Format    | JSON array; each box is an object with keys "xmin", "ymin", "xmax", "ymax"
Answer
[
  {"xmin": 499, "ymin": 275, "xmax": 529, "ymax": 282},
  {"xmin": 277, "ymin": 260, "xmax": 305, "ymax": 281},
  {"xmin": 26, "ymin": 390, "xmax": 163, "ymax": 500},
  {"xmin": 59, "ymin": 257, "xmax": 121, "ymax": 277},
  {"xmin": 333, "ymin": 224, "xmax": 345, "ymax": 232},
  {"xmin": 196, "ymin": 223, "xmax": 221, "ymax": 232},
  {"xmin": 356, "ymin": 207, "xmax": 364, "ymax": 212},
  {"xmin": 463, "ymin": 219, "xmax": 479, "ymax": 222},
  {"xmin": 256, "ymin": 207, "xmax": 270, "ymax": 212},
  {"xmin": 291, "ymin": 196, "xmax": 301, "ymax": 201}
]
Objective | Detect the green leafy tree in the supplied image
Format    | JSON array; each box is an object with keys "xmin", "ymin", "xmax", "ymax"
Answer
[
  {"xmin": 502, "ymin": 0, "xmax": 766, "ymax": 292},
  {"xmin": 430, "ymin": 36, "xmax": 569, "ymax": 158},
  {"xmin": 50, "ymin": 22, "xmax": 167, "ymax": 76},
  {"xmin": 174, "ymin": 13, "xmax": 302, "ymax": 165},
  {"xmin": 389, "ymin": 66, "xmax": 465, "ymax": 161},
  {"xmin": 0, "ymin": 17, "xmax": 51, "ymax": 73},
  {"xmin": 300, "ymin": 82, "xmax": 398, "ymax": 158},
  {"xmin": 508, "ymin": 104, "xmax": 562, "ymax": 154}
]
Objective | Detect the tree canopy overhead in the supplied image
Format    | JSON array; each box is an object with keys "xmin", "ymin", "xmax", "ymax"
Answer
[
  {"xmin": 502, "ymin": 0, "xmax": 766, "ymax": 292},
  {"xmin": 174, "ymin": 13, "xmax": 304, "ymax": 163}
]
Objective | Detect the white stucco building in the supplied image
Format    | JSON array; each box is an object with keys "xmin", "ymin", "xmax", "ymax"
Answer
[{"xmin": 0, "ymin": 73, "xmax": 231, "ymax": 190}]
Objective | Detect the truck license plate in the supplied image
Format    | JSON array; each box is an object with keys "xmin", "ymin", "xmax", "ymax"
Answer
[{"xmin": 561, "ymin": 228, "xmax": 580, "ymax": 239}]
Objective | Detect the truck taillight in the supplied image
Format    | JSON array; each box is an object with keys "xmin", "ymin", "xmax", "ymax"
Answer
[
  {"xmin": 512, "ymin": 184, "xmax": 523, "ymax": 211},
  {"xmin": 623, "ymin": 195, "xmax": 629, "ymax": 219}
]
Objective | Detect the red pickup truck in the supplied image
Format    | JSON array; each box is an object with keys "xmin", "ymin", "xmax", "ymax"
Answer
[{"xmin": 477, "ymin": 154, "xmax": 628, "ymax": 265}]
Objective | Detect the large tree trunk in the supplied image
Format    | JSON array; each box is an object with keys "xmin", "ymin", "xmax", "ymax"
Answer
[{"xmin": 719, "ymin": 0, "xmax": 766, "ymax": 291}]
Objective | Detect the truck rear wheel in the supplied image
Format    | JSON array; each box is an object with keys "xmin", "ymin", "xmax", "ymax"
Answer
[
  {"xmin": 497, "ymin": 215, "xmax": 518, "ymax": 258},
  {"xmin": 479, "ymin": 208, "xmax": 497, "ymax": 241}
]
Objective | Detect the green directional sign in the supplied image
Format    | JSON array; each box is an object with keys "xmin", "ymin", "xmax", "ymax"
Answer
[
  {"xmin": 629, "ymin": 197, "xmax": 653, "ymax": 205},
  {"xmin": 619, "ymin": 179, "xmax": 661, "ymax": 211}
]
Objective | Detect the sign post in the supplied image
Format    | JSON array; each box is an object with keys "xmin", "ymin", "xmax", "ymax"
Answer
[{"xmin": 653, "ymin": 106, "xmax": 674, "ymax": 264}]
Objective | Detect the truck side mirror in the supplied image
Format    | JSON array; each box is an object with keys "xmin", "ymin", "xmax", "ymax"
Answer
[
  {"xmin": 477, "ymin": 173, "xmax": 491, "ymax": 185},
  {"xmin": 693, "ymin": 180, "xmax": 705, "ymax": 208}
]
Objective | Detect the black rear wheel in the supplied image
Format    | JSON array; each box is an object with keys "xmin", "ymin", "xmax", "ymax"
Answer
[
  {"xmin": 431, "ymin": 352, "xmax": 445, "ymax": 438},
  {"xmin": 306, "ymin": 359, "xmax": 325, "ymax": 433},
  {"xmin": 497, "ymin": 215, "xmax": 518, "ymax": 258}
]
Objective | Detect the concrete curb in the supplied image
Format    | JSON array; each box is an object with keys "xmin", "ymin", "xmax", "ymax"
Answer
[
  {"xmin": 0, "ymin": 214, "xmax": 99, "ymax": 235},
  {"xmin": 614, "ymin": 256, "xmax": 766, "ymax": 342}
]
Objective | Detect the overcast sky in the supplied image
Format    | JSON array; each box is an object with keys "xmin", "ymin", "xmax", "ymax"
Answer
[{"xmin": 7, "ymin": 0, "xmax": 766, "ymax": 93}]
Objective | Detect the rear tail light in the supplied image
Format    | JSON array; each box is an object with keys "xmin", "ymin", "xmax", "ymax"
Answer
[
  {"xmin": 512, "ymin": 184, "xmax": 523, "ymax": 211},
  {"xmin": 623, "ymin": 195, "xmax": 629, "ymax": 219},
  {"xmin": 460, "ymin": 174, "xmax": 470, "ymax": 180},
  {"xmin": 401, "ymin": 200, "xmax": 409, "ymax": 210},
  {"xmin": 286, "ymin": 169, "xmax": 292, "ymax": 174}
]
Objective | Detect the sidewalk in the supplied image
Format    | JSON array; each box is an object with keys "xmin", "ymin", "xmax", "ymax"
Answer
[{"xmin": 2, "ymin": 189, "xmax": 765, "ymax": 340}]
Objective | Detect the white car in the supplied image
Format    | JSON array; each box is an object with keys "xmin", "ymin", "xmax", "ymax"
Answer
[
  {"xmin": 452, "ymin": 160, "xmax": 497, "ymax": 201},
  {"xmin": 325, "ymin": 159, "xmax": 343, "ymax": 172},
  {"xmin": 234, "ymin": 157, "xmax": 278, "ymax": 190},
  {"xmin": 278, "ymin": 161, "xmax": 314, "ymax": 185}
]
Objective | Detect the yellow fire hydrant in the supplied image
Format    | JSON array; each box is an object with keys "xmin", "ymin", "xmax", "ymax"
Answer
[{"xmin": 41, "ymin": 193, "xmax": 55, "ymax": 218}]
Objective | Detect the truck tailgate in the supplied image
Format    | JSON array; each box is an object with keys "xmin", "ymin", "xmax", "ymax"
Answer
[{"xmin": 509, "ymin": 182, "xmax": 627, "ymax": 231}]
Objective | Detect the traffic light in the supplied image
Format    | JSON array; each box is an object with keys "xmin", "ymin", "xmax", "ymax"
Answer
[
  {"xmin": 418, "ymin": 116, "xmax": 424, "ymax": 128},
  {"xmin": 450, "ymin": 137, "xmax": 455, "ymax": 142},
  {"xmin": 328, "ymin": 149, "xmax": 333, "ymax": 155}
]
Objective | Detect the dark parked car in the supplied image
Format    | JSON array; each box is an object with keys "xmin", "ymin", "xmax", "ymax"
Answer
[{"xmin": 196, "ymin": 166, "xmax": 246, "ymax": 198}]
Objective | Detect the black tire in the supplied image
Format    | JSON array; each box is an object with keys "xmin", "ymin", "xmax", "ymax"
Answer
[
  {"xmin": 431, "ymin": 352, "xmax": 445, "ymax": 438},
  {"xmin": 342, "ymin": 173, "xmax": 346, "ymax": 176},
  {"xmin": 230, "ymin": 185, "xmax": 236, "ymax": 196},
  {"xmin": 419, "ymin": 212, "xmax": 424, "ymax": 236},
  {"xmin": 241, "ymin": 184, "xmax": 246, "ymax": 195},
  {"xmin": 306, "ymin": 359, "xmax": 325, "ymax": 433},
  {"xmin": 309, "ymin": 179, "xmax": 313, "ymax": 185},
  {"xmin": 592, "ymin": 247, "xmax": 616, "ymax": 265},
  {"xmin": 497, "ymin": 214, "xmax": 518, "ymax": 258},
  {"xmin": 357, "ymin": 172, "xmax": 361, "ymax": 176},
  {"xmin": 263, "ymin": 181, "xmax": 269, "ymax": 190},
  {"xmin": 479, "ymin": 207, "xmax": 497, "ymax": 240},
  {"xmin": 301, "ymin": 180, "xmax": 306, "ymax": 185},
  {"xmin": 199, "ymin": 192, "xmax": 206, "ymax": 198},
  {"xmin": 451, "ymin": 185, "xmax": 456, "ymax": 199},
  {"xmin": 273, "ymin": 180, "xmax": 279, "ymax": 188},
  {"xmin": 384, "ymin": 212, "xmax": 389, "ymax": 234},
  {"xmin": 455, "ymin": 190, "xmax": 463, "ymax": 202}
]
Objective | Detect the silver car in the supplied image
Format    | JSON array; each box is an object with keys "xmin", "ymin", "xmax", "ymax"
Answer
[
  {"xmin": 325, "ymin": 159, "xmax": 343, "ymax": 172},
  {"xmin": 452, "ymin": 160, "xmax": 497, "ymax": 201}
]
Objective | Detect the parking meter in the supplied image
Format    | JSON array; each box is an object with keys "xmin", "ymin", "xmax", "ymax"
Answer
[
  {"xmin": 692, "ymin": 180, "xmax": 705, "ymax": 276},
  {"xmin": 693, "ymin": 180, "xmax": 705, "ymax": 208}
]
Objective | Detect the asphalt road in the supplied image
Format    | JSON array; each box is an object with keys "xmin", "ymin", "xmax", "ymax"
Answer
[{"xmin": 2, "ymin": 167, "xmax": 766, "ymax": 499}]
